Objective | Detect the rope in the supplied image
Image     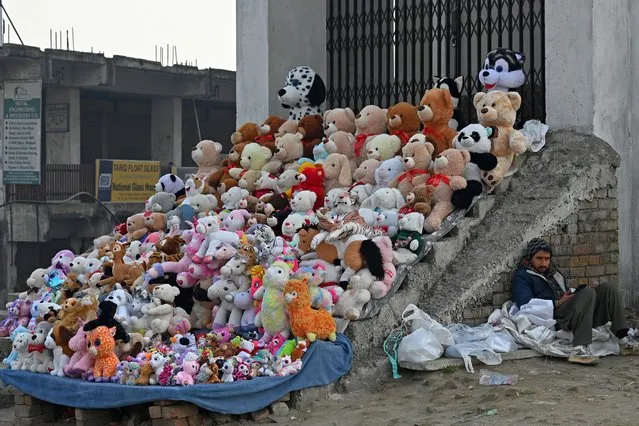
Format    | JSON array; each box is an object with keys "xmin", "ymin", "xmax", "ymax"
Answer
[{"xmin": 383, "ymin": 321, "xmax": 409, "ymax": 380}]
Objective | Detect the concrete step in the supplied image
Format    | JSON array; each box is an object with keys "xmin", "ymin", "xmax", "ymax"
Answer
[{"xmin": 0, "ymin": 407, "xmax": 13, "ymax": 426}]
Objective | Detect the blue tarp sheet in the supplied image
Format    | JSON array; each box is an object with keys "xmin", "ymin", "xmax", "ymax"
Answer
[{"xmin": 0, "ymin": 334, "xmax": 352, "ymax": 414}]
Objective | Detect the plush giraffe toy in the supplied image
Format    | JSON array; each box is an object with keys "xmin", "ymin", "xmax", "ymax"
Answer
[{"xmin": 86, "ymin": 326, "xmax": 119, "ymax": 382}]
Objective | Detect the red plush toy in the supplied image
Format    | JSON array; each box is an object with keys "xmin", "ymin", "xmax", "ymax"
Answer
[{"xmin": 291, "ymin": 162, "xmax": 325, "ymax": 210}]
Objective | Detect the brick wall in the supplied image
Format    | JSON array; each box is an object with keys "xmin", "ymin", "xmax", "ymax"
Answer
[{"xmin": 463, "ymin": 187, "xmax": 619, "ymax": 326}]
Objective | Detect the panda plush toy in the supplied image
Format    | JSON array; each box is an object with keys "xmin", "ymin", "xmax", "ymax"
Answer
[
  {"xmin": 155, "ymin": 174, "xmax": 186, "ymax": 201},
  {"xmin": 450, "ymin": 124, "xmax": 498, "ymax": 209}
]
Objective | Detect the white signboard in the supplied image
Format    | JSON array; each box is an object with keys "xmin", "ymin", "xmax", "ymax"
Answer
[{"xmin": 2, "ymin": 80, "xmax": 42, "ymax": 185}]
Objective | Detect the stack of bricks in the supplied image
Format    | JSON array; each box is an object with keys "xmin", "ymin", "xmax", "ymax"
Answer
[
  {"xmin": 462, "ymin": 187, "xmax": 620, "ymax": 326},
  {"xmin": 74, "ymin": 408, "xmax": 113, "ymax": 426},
  {"xmin": 148, "ymin": 400, "xmax": 201, "ymax": 426},
  {"xmin": 13, "ymin": 392, "xmax": 54, "ymax": 425}
]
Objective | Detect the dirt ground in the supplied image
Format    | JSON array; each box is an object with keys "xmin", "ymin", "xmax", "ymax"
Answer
[{"xmin": 281, "ymin": 355, "xmax": 639, "ymax": 426}]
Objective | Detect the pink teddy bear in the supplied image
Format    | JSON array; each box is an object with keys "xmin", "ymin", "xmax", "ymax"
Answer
[
  {"xmin": 222, "ymin": 209, "xmax": 252, "ymax": 232},
  {"xmin": 174, "ymin": 359, "xmax": 199, "ymax": 386}
]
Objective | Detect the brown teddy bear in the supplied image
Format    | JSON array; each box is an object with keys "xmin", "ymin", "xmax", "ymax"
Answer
[
  {"xmin": 473, "ymin": 91, "xmax": 528, "ymax": 188},
  {"xmin": 262, "ymin": 133, "xmax": 305, "ymax": 174},
  {"xmin": 275, "ymin": 119, "xmax": 299, "ymax": 138},
  {"xmin": 400, "ymin": 184, "xmax": 433, "ymax": 216},
  {"xmin": 237, "ymin": 169, "xmax": 262, "ymax": 194},
  {"xmin": 144, "ymin": 212, "xmax": 167, "ymax": 233},
  {"xmin": 298, "ymin": 114, "xmax": 325, "ymax": 158},
  {"xmin": 417, "ymin": 88, "xmax": 457, "ymax": 156},
  {"xmin": 256, "ymin": 116, "xmax": 287, "ymax": 153},
  {"xmin": 207, "ymin": 167, "xmax": 238, "ymax": 194},
  {"xmin": 191, "ymin": 140, "xmax": 223, "ymax": 181},
  {"xmin": 223, "ymin": 142, "xmax": 246, "ymax": 168},
  {"xmin": 386, "ymin": 102, "xmax": 421, "ymax": 145},
  {"xmin": 423, "ymin": 148, "xmax": 469, "ymax": 233},
  {"xmin": 125, "ymin": 214, "xmax": 149, "ymax": 241},
  {"xmin": 354, "ymin": 105, "xmax": 388, "ymax": 163},
  {"xmin": 231, "ymin": 122, "xmax": 260, "ymax": 145},
  {"xmin": 388, "ymin": 141, "xmax": 435, "ymax": 197},
  {"xmin": 323, "ymin": 108, "xmax": 356, "ymax": 136}
]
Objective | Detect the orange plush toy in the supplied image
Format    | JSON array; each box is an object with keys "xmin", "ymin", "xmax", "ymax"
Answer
[
  {"xmin": 386, "ymin": 102, "xmax": 421, "ymax": 145},
  {"xmin": 87, "ymin": 326, "xmax": 119, "ymax": 380},
  {"xmin": 284, "ymin": 278, "xmax": 337, "ymax": 342},
  {"xmin": 417, "ymin": 88, "xmax": 457, "ymax": 156},
  {"xmin": 231, "ymin": 122, "xmax": 260, "ymax": 145},
  {"xmin": 291, "ymin": 162, "xmax": 325, "ymax": 210}
]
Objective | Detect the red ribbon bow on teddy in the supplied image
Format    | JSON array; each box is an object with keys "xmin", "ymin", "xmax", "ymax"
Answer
[
  {"xmin": 426, "ymin": 173, "xmax": 451, "ymax": 187},
  {"xmin": 254, "ymin": 134, "xmax": 275, "ymax": 144},
  {"xmin": 397, "ymin": 169, "xmax": 428, "ymax": 183},
  {"xmin": 28, "ymin": 343, "xmax": 46, "ymax": 353},
  {"xmin": 354, "ymin": 133, "xmax": 373, "ymax": 157},
  {"xmin": 348, "ymin": 181, "xmax": 366, "ymax": 191},
  {"xmin": 392, "ymin": 130, "xmax": 412, "ymax": 145},
  {"xmin": 422, "ymin": 126, "xmax": 445, "ymax": 142}
]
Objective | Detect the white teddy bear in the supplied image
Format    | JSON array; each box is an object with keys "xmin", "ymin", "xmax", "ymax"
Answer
[
  {"xmin": 19, "ymin": 268, "xmax": 49, "ymax": 301},
  {"xmin": 366, "ymin": 134, "xmax": 402, "ymax": 161},
  {"xmin": 334, "ymin": 269, "xmax": 374, "ymax": 320},
  {"xmin": 221, "ymin": 187, "xmax": 250, "ymax": 212},
  {"xmin": 28, "ymin": 322, "xmax": 54, "ymax": 373},
  {"xmin": 140, "ymin": 284, "xmax": 181, "ymax": 338},
  {"xmin": 361, "ymin": 188, "xmax": 405, "ymax": 211}
]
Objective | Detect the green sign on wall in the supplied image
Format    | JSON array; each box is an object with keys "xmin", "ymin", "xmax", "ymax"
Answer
[{"xmin": 2, "ymin": 80, "xmax": 42, "ymax": 185}]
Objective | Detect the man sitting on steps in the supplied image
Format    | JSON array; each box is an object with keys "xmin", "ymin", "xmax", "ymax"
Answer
[{"xmin": 511, "ymin": 238, "xmax": 638, "ymax": 365}]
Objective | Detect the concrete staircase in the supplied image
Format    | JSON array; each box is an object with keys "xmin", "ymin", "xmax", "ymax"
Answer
[{"xmin": 341, "ymin": 131, "xmax": 620, "ymax": 390}]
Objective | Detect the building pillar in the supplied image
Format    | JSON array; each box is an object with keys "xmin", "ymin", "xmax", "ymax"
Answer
[
  {"xmin": 545, "ymin": 0, "xmax": 636, "ymax": 304},
  {"xmin": 235, "ymin": 0, "xmax": 327, "ymax": 126},
  {"xmin": 44, "ymin": 87, "xmax": 81, "ymax": 165},
  {"xmin": 151, "ymin": 97, "xmax": 182, "ymax": 166}
]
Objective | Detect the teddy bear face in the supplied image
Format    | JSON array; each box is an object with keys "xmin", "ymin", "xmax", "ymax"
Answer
[
  {"xmin": 238, "ymin": 169, "xmax": 262, "ymax": 192},
  {"xmin": 26, "ymin": 268, "xmax": 49, "ymax": 289},
  {"xmin": 191, "ymin": 140, "xmax": 223, "ymax": 167},
  {"xmin": 185, "ymin": 194, "xmax": 216, "ymax": 214},
  {"xmin": 417, "ymin": 88, "xmax": 454, "ymax": 125},
  {"xmin": 227, "ymin": 143, "xmax": 247, "ymax": 164},
  {"xmin": 352, "ymin": 159, "xmax": 379, "ymax": 183},
  {"xmin": 401, "ymin": 141, "xmax": 435, "ymax": 171},
  {"xmin": 296, "ymin": 164, "xmax": 324, "ymax": 187},
  {"xmin": 398, "ymin": 212, "xmax": 425, "ymax": 232},
  {"xmin": 259, "ymin": 116, "xmax": 287, "ymax": 137},
  {"xmin": 274, "ymin": 133, "xmax": 304, "ymax": 162},
  {"xmin": 433, "ymin": 148, "xmax": 470, "ymax": 176},
  {"xmin": 239, "ymin": 143, "xmax": 273, "ymax": 170},
  {"xmin": 453, "ymin": 124, "xmax": 493, "ymax": 153},
  {"xmin": 406, "ymin": 184, "xmax": 433, "ymax": 205},
  {"xmin": 277, "ymin": 169, "xmax": 299, "ymax": 192},
  {"xmin": 323, "ymin": 108, "xmax": 356, "ymax": 136},
  {"xmin": 231, "ymin": 122, "xmax": 260, "ymax": 145},
  {"xmin": 221, "ymin": 187, "xmax": 250, "ymax": 210},
  {"xmin": 289, "ymin": 190, "xmax": 317, "ymax": 212},
  {"xmin": 282, "ymin": 214, "xmax": 306, "ymax": 238},
  {"xmin": 275, "ymin": 119, "xmax": 300, "ymax": 138},
  {"xmin": 473, "ymin": 91, "xmax": 521, "ymax": 127},
  {"xmin": 126, "ymin": 214, "xmax": 147, "ymax": 233},
  {"xmin": 367, "ymin": 134, "xmax": 402, "ymax": 161},
  {"xmin": 355, "ymin": 105, "xmax": 388, "ymax": 135},
  {"xmin": 152, "ymin": 284, "xmax": 180, "ymax": 303},
  {"xmin": 298, "ymin": 115, "xmax": 324, "ymax": 140},
  {"xmin": 324, "ymin": 131, "xmax": 356, "ymax": 157},
  {"xmin": 386, "ymin": 102, "xmax": 421, "ymax": 134}
]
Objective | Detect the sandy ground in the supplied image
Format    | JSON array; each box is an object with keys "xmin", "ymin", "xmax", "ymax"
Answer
[{"xmin": 279, "ymin": 355, "xmax": 639, "ymax": 426}]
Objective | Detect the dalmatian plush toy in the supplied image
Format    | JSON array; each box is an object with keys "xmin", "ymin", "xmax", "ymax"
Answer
[
  {"xmin": 277, "ymin": 66, "xmax": 327, "ymax": 120},
  {"xmin": 478, "ymin": 48, "xmax": 526, "ymax": 93}
]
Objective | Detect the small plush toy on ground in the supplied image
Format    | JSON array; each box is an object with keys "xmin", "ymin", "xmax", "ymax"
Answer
[{"xmin": 284, "ymin": 278, "xmax": 337, "ymax": 342}]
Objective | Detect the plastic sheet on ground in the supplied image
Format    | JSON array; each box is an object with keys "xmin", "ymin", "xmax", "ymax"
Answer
[
  {"xmin": 0, "ymin": 334, "xmax": 352, "ymax": 414},
  {"xmin": 493, "ymin": 300, "xmax": 620, "ymax": 358}
]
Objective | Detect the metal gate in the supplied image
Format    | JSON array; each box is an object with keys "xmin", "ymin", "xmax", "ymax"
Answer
[{"xmin": 326, "ymin": 0, "xmax": 545, "ymax": 124}]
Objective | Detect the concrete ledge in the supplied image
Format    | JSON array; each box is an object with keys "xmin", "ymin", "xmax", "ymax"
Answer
[{"xmin": 399, "ymin": 349, "xmax": 543, "ymax": 372}]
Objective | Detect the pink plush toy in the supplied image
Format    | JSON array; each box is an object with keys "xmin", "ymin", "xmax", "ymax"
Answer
[
  {"xmin": 369, "ymin": 236, "xmax": 397, "ymax": 299},
  {"xmin": 222, "ymin": 209, "xmax": 252, "ymax": 232},
  {"xmin": 212, "ymin": 324, "xmax": 234, "ymax": 343},
  {"xmin": 265, "ymin": 333, "xmax": 286, "ymax": 355},
  {"xmin": 64, "ymin": 320, "xmax": 94, "ymax": 377},
  {"xmin": 174, "ymin": 359, "xmax": 199, "ymax": 386}
]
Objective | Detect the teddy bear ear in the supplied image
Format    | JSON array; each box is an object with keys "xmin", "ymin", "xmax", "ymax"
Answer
[
  {"xmin": 425, "ymin": 142, "xmax": 435, "ymax": 156},
  {"xmin": 473, "ymin": 92, "xmax": 486, "ymax": 108},
  {"xmin": 344, "ymin": 107, "xmax": 355, "ymax": 121},
  {"xmin": 440, "ymin": 89, "xmax": 453, "ymax": 111},
  {"xmin": 381, "ymin": 108, "xmax": 388, "ymax": 116},
  {"xmin": 459, "ymin": 149, "xmax": 471, "ymax": 164},
  {"xmin": 260, "ymin": 146, "xmax": 273, "ymax": 160},
  {"xmin": 213, "ymin": 142, "xmax": 223, "ymax": 154},
  {"xmin": 295, "ymin": 130, "xmax": 306, "ymax": 138},
  {"xmin": 506, "ymin": 92, "xmax": 522, "ymax": 111},
  {"xmin": 323, "ymin": 110, "xmax": 330, "ymax": 122}
]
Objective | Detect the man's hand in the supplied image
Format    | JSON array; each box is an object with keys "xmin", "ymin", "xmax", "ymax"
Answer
[{"xmin": 556, "ymin": 292, "xmax": 573, "ymax": 308}]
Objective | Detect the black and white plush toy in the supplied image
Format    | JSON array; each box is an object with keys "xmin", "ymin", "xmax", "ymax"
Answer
[
  {"xmin": 451, "ymin": 124, "xmax": 498, "ymax": 209},
  {"xmin": 433, "ymin": 75, "xmax": 465, "ymax": 130},
  {"xmin": 155, "ymin": 174, "xmax": 186, "ymax": 199},
  {"xmin": 277, "ymin": 66, "xmax": 327, "ymax": 120},
  {"xmin": 478, "ymin": 48, "xmax": 526, "ymax": 93}
]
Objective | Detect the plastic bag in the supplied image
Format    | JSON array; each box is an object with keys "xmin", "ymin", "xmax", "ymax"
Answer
[
  {"xmin": 479, "ymin": 369, "xmax": 519, "ymax": 386},
  {"xmin": 401, "ymin": 304, "xmax": 455, "ymax": 347},
  {"xmin": 488, "ymin": 330, "xmax": 519, "ymax": 353},
  {"xmin": 447, "ymin": 323, "xmax": 494, "ymax": 344},
  {"xmin": 513, "ymin": 298, "xmax": 556, "ymax": 329},
  {"xmin": 444, "ymin": 342, "xmax": 502, "ymax": 373},
  {"xmin": 520, "ymin": 119, "xmax": 549, "ymax": 153},
  {"xmin": 398, "ymin": 328, "xmax": 444, "ymax": 363}
]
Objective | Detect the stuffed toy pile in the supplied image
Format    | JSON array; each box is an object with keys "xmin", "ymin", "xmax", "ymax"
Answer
[{"xmin": 0, "ymin": 50, "xmax": 533, "ymax": 386}]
